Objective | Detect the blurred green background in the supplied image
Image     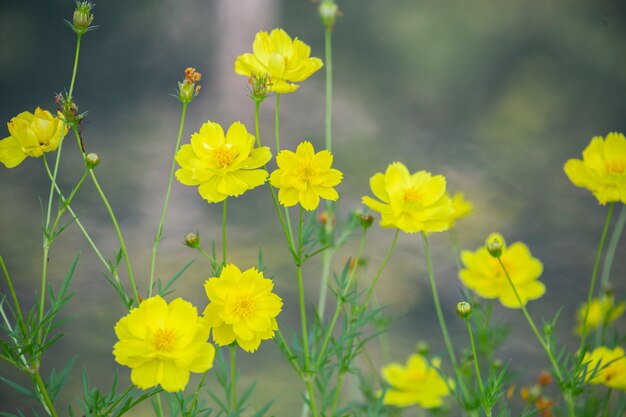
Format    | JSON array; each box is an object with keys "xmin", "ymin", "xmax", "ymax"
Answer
[{"xmin": 1, "ymin": 0, "xmax": 626, "ymax": 415}]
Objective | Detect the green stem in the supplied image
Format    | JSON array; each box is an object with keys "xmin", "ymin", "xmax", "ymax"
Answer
[
  {"xmin": 466, "ymin": 318, "xmax": 491, "ymax": 417},
  {"xmin": 190, "ymin": 371, "xmax": 209, "ymax": 413},
  {"xmin": 254, "ymin": 100, "xmax": 261, "ymax": 147},
  {"xmin": 275, "ymin": 94, "xmax": 281, "ymax": 152},
  {"xmin": 324, "ymin": 25, "xmax": 332, "ymax": 153},
  {"xmin": 496, "ymin": 258, "xmax": 563, "ymax": 381},
  {"xmin": 222, "ymin": 199, "xmax": 228, "ymax": 266},
  {"xmin": 317, "ymin": 248, "xmax": 333, "ymax": 318},
  {"xmin": 448, "ymin": 229, "xmax": 463, "ymax": 271},
  {"xmin": 275, "ymin": 329, "xmax": 304, "ymax": 377},
  {"xmin": 316, "ymin": 228, "xmax": 367, "ymax": 367},
  {"xmin": 68, "ymin": 34, "xmax": 82, "ymax": 99},
  {"xmin": 421, "ymin": 233, "xmax": 470, "ymax": 401},
  {"xmin": 149, "ymin": 102, "xmax": 188, "ymax": 296},
  {"xmin": 33, "ymin": 371, "xmax": 59, "ymax": 417},
  {"xmin": 600, "ymin": 204, "xmax": 626, "ymax": 293},
  {"xmin": 580, "ymin": 203, "xmax": 614, "ymax": 349},
  {"xmin": 153, "ymin": 393, "xmax": 164, "ymax": 417},
  {"xmin": 230, "ymin": 345, "xmax": 237, "ymax": 412},
  {"xmin": 602, "ymin": 388, "xmax": 612, "ymax": 417},
  {"xmin": 48, "ymin": 169, "xmax": 89, "ymax": 237},
  {"xmin": 361, "ymin": 229, "xmax": 400, "ymax": 311},
  {"xmin": 196, "ymin": 247, "xmax": 219, "ymax": 266},
  {"xmin": 0, "ymin": 257, "xmax": 26, "ymax": 336},
  {"xmin": 73, "ymin": 127, "xmax": 140, "ymax": 304}
]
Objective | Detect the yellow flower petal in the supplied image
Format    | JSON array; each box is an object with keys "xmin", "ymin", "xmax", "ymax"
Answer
[{"xmin": 0, "ymin": 136, "xmax": 27, "ymax": 168}]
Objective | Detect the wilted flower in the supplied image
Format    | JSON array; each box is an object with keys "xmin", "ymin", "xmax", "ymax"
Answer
[
  {"xmin": 175, "ymin": 121, "xmax": 271, "ymax": 203},
  {"xmin": 564, "ymin": 132, "xmax": 626, "ymax": 204},
  {"xmin": 459, "ymin": 233, "xmax": 545, "ymax": 308},
  {"xmin": 204, "ymin": 265, "xmax": 283, "ymax": 352},
  {"xmin": 0, "ymin": 108, "xmax": 68, "ymax": 168},
  {"xmin": 113, "ymin": 296, "xmax": 215, "ymax": 392},
  {"xmin": 582, "ymin": 346, "xmax": 626, "ymax": 390},
  {"xmin": 178, "ymin": 67, "xmax": 202, "ymax": 104},
  {"xmin": 576, "ymin": 296, "xmax": 626, "ymax": 335},
  {"xmin": 362, "ymin": 162, "xmax": 453, "ymax": 233},
  {"xmin": 235, "ymin": 29, "xmax": 323, "ymax": 94},
  {"xmin": 381, "ymin": 354, "xmax": 452, "ymax": 408},
  {"xmin": 270, "ymin": 141, "xmax": 342, "ymax": 211}
]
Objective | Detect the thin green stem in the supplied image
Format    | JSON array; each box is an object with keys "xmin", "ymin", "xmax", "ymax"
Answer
[
  {"xmin": 230, "ymin": 345, "xmax": 237, "ymax": 412},
  {"xmin": 421, "ymin": 233, "xmax": 471, "ymax": 402},
  {"xmin": 324, "ymin": 25, "xmax": 332, "ymax": 153},
  {"xmin": 38, "ymin": 245, "xmax": 50, "ymax": 351},
  {"xmin": 496, "ymin": 258, "xmax": 563, "ymax": 381},
  {"xmin": 49, "ymin": 169, "xmax": 89, "ymax": 237},
  {"xmin": 275, "ymin": 94, "xmax": 281, "ymax": 152},
  {"xmin": 316, "ymin": 228, "xmax": 367, "ymax": 367},
  {"xmin": 68, "ymin": 34, "xmax": 82, "ymax": 99},
  {"xmin": 580, "ymin": 203, "xmax": 614, "ymax": 349},
  {"xmin": 222, "ymin": 199, "xmax": 228, "ymax": 266},
  {"xmin": 361, "ymin": 229, "xmax": 400, "ymax": 311},
  {"xmin": 465, "ymin": 319, "xmax": 484, "ymax": 394},
  {"xmin": 43, "ymin": 158, "xmax": 123, "ymax": 290},
  {"xmin": 1, "ymin": 257, "xmax": 26, "ymax": 336},
  {"xmin": 602, "ymin": 388, "xmax": 612, "ymax": 417},
  {"xmin": 33, "ymin": 371, "xmax": 59, "ymax": 417},
  {"xmin": 600, "ymin": 204, "xmax": 626, "ymax": 293},
  {"xmin": 153, "ymin": 393, "xmax": 164, "ymax": 417},
  {"xmin": 149, "ymin": 103, "xmax": 188, "ymax": 296},
  {"xmin": 196, "ymin": 247, "xmax": 219, "ymax": 266},
  {"xmin": 317, "ymin": 248, "xmax": 333, "ymax": 318},
  {"xmin": 275, "ymin": 329, "xmax": 304, "ymax": 377},
  {"xmin": 74, "ymin": 127, "xmax": 140, "ymax": 304},
  {"xmin": 254, "ymin": 100, "xmax": 261, "ymax": 147},
  {"xmin": 448, "ymin": 229, "xmax": 463, "ymax": 271},
  {"xmin": 190, "ymin": 371, "xmax": 209, "ymax": 413},
  {"xmin": 0, "ymin": 300, "xmax": 29, "ymax": 369}
]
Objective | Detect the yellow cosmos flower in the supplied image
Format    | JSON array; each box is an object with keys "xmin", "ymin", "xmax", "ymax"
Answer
[
  {"xmin": 269, "ymin": 141, "xmax": 342, "ymax": 211},
  {"xmin": 0, "ymin": 108, "xmax": 68, "ymax": 168},
  {"xmin": 446, "ymin": 192, "xmax": 473, "ymax": 227},
  {"xmin": 362, "ymin": 162, "xmax": 453, "ymax": 233},
  {"xmin": 204, "ymin": 264, "xmax": 283, "ymax": 353},
  {"xmin": 381, "ymin": 354, "xmax": 452, "ymax": 409},
  {"xmin": 576, "ymin": 296, "xmax": 626, "ymax": 335},
  {"xmin": 175, "ymin": 121, "xmax": 271, "ymax": 203},
  {"xmin": 113, "ymin": 296, "xmax": 215, "ymax": 392},
  {"xmin": 564, "ymin": 132, "xmax": 626, "ymax": 204},
  {"xmin": 459, "ymin": 233, "xmax": 545, "ymax": 309},
  {"xmin": 583, "ymin": 346, "xmax": 626, "ymax": 390},
  {"xmin": 234, "ymin": 28, "xmax": 323, "ymax": 94}
]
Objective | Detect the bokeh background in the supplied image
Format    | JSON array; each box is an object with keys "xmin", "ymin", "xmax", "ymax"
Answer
[{"xmin": 1, "ymin": 0, "xmax": 626, "ymax": 415}]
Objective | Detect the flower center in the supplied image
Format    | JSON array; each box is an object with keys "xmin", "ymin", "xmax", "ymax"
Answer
[
  {"xmin": 605, "ymin": 160, "xmax": 625, "ymax": 174},
  {"xmin": 297, "ymin": 163, "xmax": 317, "ymax": 182},
  {"xmin": 234, "ymin": 296, "xmax": 256, "ymax": 318},
  {"xmin": 403, "ymin": 188, "xmax": 423, "ymax": 203},
  {"xmin": 213, "ymin": 145, "xmax": 235, "ymax": 169},
  {"xmin": 153, "ymin": 328, "xmax": 176, "ymax": 352}
]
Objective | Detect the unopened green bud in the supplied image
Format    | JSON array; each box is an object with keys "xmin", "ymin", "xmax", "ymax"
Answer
[
  {"xmin": 486, "ymin": 236, "xmax": 503, "ymax": 258},
  {"xmin": 72, "ymin": 1, "xmax": 95, "ymax": 34},
  {"xmin": 184, "ymin": 232, "xmax": 200, "ymax": 249},
  {"xmin": 416, "ymin": 341, "xmax": 429, "ymax": 356},
  {"xmin": 456, "ymin": 301, "xmax": 472, "ymax": 319},
  {"xmin": 319, "ymin": 1, "xmax": 339, "ymax": 27},
  {"xmin": 543, "ymin": 323, "xmax": 553, "ymax": 336},
  {"xmin": 85, "ymin": 153, "xmax": 100, "ymax": 169},
  {"xmin": 358, "ymin": 213, "xmax": 374, "ymax": 229}
]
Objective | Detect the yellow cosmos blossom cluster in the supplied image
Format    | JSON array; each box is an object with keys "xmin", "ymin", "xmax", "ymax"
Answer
[
  {"xmin": 583, "ymin": 346, "xmax": 626, "ymax": 390},
  {"xmin": 459, "ymin": 233, "xmax": 545, "ymax": 308},
  {"xmin": 0, "ymin": 108, "xmax": 68, "ymax": 168},
  {"xmin": 576, "ymin": 296, "xmax": 626, "ymax": 335},
  {"xmin": 235, "ymin": 28, "xmax": 324, "ymax": 94},
  {"xmin": 381, "ymin": 353, "xmax": 452, "ymax": 409},
  {"xmin": 113, "ymin": 296, "xmax": 216, "ymax": 392}
]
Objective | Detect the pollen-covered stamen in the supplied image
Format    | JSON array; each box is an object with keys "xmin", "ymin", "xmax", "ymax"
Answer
[
  {"xmin": 234, "ymin": 296, "xmax": 256, "ymax": 318},
  {"xmin": 297, "ymin": 163, "xmax": 317, "ymax": 183},
  {"xmin": 153, "ymin": 328, "xmax": 176, "ymax": 352},
  {"xmin": 403, "ymin": 188, "xmax": 423, "ymax": 203},
  {"xmin": 605, "ymin": 160, "xmax": 625, "ymax": 174},
  {"xmin": 213, "ymin": 145, "xmax": 236, "ymax": 169}
]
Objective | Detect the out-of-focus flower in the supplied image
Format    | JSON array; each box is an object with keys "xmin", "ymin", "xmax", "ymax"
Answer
[
  {"xmin": 576, "ymin": 296, "xmax": 626, "ymax": 335},
  {"xmin": 381, "ymin": 354, "xmax": 452, "ymax": 408},
  {"xmin": 564, "ymin": 132, "xmax": 626, "ymax": 204},
  {"xmin": 459, "ymin": 233, "xmax": 545, "ymax": 308},
  {"xmin": 362, "ymin": 162, "xmax": 453, "ymax": 233},
  {"xmin": 235, "ymin": 29, "xmax": 323, "ymax": 94},
  {"xmin": 446, "ymin": 192, "xmax": 473, "ymax": 227},
  {"xmin": 204, "ymin": 265, "xmax": 283, "ymax": 352},
  {"xmin": 270, "ymin": 141, "xmax": 342, "ymax": 211},
  {"xmin": 175, "ymin": 121, "xmax": 271, "ymax": 203},
  {"xmin": 113, "ymin": 296, "xmax": 215, "ymax": 392},
  {"xmin": 0, "ymin": 108, "xmax": 68, "ymax": 168},
  {"xmin": 582, "ymin": 346, "xmax": 626, "ymax": 390}
]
